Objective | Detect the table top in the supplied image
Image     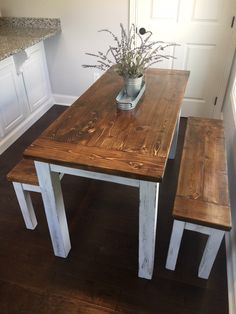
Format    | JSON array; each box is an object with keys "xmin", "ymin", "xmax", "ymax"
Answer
[{"xmin": 24, "ymin": 67, "xmax": 189, "ymax": 182}]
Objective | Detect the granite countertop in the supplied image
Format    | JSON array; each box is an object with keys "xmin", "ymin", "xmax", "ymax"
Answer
[{"xmin": 0, "ymin": 17, "xmax": 61, "ymax": 61}]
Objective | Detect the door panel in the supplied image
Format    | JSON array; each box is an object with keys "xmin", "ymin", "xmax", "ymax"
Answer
[
  {"xmin": 131, "ymin": 0, "xmax": 236, "ymax": 117},
  {"xmin": 192, "ymin": 0, "xmax": 222, "ymax": 22},
  {"xmin": 152, "ymin": 0, "xmax": 180, "ymax": 20},
  {"xmin": 0, "ymin": 59, "xmax": 25, "ymax": 137},
  {"xmin": 22, "ymin": 43, "xmax": 50, "ymax": 113},
  {"xmin": 183, "ymin": 45, "xmax": 215, "ymax": 97}
]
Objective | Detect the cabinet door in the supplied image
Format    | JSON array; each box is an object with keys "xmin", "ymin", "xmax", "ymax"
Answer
[
  {"xmin": 22, "ymin": 42, "xmax": 51, "ymax": 113},
  {"xmin": 0, "ymin": 58, "xmax": 25, "ymax": 137}
]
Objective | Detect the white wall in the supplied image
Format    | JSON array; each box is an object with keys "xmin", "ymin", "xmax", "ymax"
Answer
[
  {"xmin": 223, "ymin": 51, "xmax": 236, "ymax": 314},
  {"xmin": 0, "ymin": 0, "xmax": 129, "ymax": 100}
]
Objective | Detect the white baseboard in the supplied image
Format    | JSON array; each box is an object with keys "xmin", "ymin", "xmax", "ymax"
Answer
[
  {"xmin": 0, "ymin": 97, "xmax": 54, "ymax": 155},
  {"xmin": 226, "ymin": 232, "xmax": 236, "ymax": 314},
  {"xmin": 53, "ymin": 94, "xmax": 78, "ymax": 106}
]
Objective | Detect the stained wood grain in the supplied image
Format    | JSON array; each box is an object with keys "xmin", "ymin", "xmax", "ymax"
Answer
[
  {"xmin": 7, "ymin": 159, "xmax": 38, "ymax": 186},
  {"xmin": 173, "ymin": 117, "xmax": 231, "ymax": 231},
  {"xmin": 24, "ymin": 68, "xmax": 189, "ymax": 182}
]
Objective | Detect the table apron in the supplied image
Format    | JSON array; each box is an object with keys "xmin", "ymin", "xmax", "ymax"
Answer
[{"xmin": 50, "ymin": 164, "xmax": 140, "ymax": 188}]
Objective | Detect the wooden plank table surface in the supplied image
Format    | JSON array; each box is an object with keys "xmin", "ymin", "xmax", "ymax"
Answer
[{"xmin": 24, "ymin": 67, "xmax": 189, "ymax": 279}]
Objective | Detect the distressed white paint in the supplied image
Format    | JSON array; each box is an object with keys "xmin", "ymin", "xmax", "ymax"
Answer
[
  {"xmin": 198, "ymin": 229, "xmax": 225, "ymax": 279},
  {"xmin": 166, "ymin": 220, "xmax": 185, "ymax": 270},
  {"xmin": 42, "ymin": 162, "xmax": 159, "ymax": 279},
  {"xmin": 12, "ymin": 170, "xmax": 64, "ymax": 230},
  {"xmin": 139, "ymin": 181, "xmax": 159, "ymax": 279},
  {"xmin": 169, "ymin": 110, "xmax": 180, "ymax": 159},
  {"xmin": 35, "ymin": 161, "xmax": 71, "ymax": 258},
  {"xmin": 22, "ymin": 183, "xmax": 41, "ymax": 192},
  {"xmin": 52, "ymin": 164, "xmax": 158, "ymax": 279},
  {"xmin": 50, "ymin": 164, "xmax": 140, "ymax": 187},
  {"xmin": 12, "ymin": 158, "xmax": 161, "ymax": 279},
  {"xmin": 185, "ymin": 222, "xmax": 213, "ymax": 235},
  {"xmin": 13, "ymin": 182, "xmax": 37, "ymax": 230},
  {"xmin": 166, "ymin": 219, "xmax": 226, "ymax": 279}
]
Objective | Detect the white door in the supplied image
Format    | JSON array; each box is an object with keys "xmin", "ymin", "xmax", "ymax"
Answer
[{"xmin": 130, "ymin": 0, "xmax": 236, "ymax": 118}]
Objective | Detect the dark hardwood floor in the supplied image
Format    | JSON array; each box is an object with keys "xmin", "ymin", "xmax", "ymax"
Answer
[{"xmin": 0, "ymin": 105, "xmax": 228, "ymax": 313}]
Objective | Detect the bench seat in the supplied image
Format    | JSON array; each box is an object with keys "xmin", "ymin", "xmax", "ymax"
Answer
[
  {"xmin": 7, "ymin": 159, "xmax": 38, "ymax": 186},
  {"xmin": 166, "ymin": 117, "xmax": 232, "ymax": 279},
  {"xmin": 7, "ymin": 159, "xmax": 63, "ymax": 230}
]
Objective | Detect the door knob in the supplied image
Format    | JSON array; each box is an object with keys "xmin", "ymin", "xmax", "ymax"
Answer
[{"xmin": 139, "ymin": 27, "xmax": 147, "ymax": 35}]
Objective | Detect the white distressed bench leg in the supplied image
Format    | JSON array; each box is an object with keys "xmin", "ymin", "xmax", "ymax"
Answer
[
  {"xmin": 139, "ymin": 181, "xmax": 159, "ymax": 279},
  {"xmin": 166, "ymin": 220, "xmax": 185, "ymax": 270},
  {"xmin": 198, "ymin": 229, "xmax": 225, "ymax": 279},
  {"xmin": 169, "ymin": 110, "xmax": 181, "ymax": 159},
  {"xmin": 12, "ymin": 182, "xmax": 37, "ymax": 230},
  {"xmin": 35, "ymin": 161, "xmax": 71, "ymax": 258}
]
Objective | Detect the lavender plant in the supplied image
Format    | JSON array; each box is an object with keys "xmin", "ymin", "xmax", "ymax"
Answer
[{"xmin": 83, "ymin": 24, "xmax": 177, "ymax": 79}]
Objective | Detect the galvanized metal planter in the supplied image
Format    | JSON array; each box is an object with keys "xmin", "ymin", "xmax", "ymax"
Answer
[
  {"xmin": 116, "ymin": 80, "xmax": 146, "ymax": 110},
  {"xmin": 124, "ymin": 76, "xmax": 143, "ymax": 97}
]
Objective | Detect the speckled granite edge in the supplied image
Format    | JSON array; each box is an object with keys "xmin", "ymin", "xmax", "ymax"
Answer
[
  {"xmin": 0, "ymin": 17, "xmax": 61, "ymax": 29},
  {"xmin": 0, "ymin": 17, "xmax": 61, "ymax": 61},
  {"xmin": 0, "ymin": 29, "xmax": 61, "ymax": 61}
]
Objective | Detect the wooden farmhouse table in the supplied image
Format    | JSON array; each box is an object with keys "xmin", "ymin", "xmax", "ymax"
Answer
[{"xmin": 24, "ymin": 67, "xmax": 189, "ymax": 280}]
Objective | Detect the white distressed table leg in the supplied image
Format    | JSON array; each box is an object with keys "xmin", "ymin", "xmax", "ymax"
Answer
[
  {"xmin": 169, "ymin": 110, "xmax": 181, "ymax": 159},
  {"xmin": 198, "ymin": 229, "xmax": 225, "ymax": 279},
  {"xmin": 166, "ymin": 220, "xmax": 185, "ymax": 270},
  {"xmin": 139, "ymin": 181, "xmax": 159, "ymax": 280},
  {"xmin": 35, "ymin": 161, "xmax": 71, "ymax": 258},
  {"xmin": 13, "ymin": 182, "xmax": 37, "ymax": 230}
]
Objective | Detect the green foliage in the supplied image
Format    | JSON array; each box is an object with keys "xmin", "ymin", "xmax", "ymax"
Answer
[{"xmin": 83, "ymin": 24, "xmax": 177, "ymax": 78}]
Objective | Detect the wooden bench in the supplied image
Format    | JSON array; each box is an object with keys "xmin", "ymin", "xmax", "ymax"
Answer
[
  {"xmin": 165, "ymin": 117, "xmax": 232, "ymax": 279},
  {"xmin": 7, "ymin": 159, "xmax": 63, "ymax": 230}
]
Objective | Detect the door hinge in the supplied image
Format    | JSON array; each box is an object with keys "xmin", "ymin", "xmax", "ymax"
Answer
[
  {"xmin": 214, "ymin": 97, "xmax": 218, "ymax": 106},
  {"xmin": 231, "ymin": 16, "xmax": 235, "ymax": 28}
]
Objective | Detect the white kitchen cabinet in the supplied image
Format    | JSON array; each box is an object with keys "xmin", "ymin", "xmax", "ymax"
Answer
[
  {"xmin": 0, "ymin": 42, "xmax": 53, "ymax": 154},
  {"xmin": 0, "ymin": 57, "xmax": 26, "ymax": 138},
  {"xmin": 22, "ymin": 42, "xmax": 51, "ymax": 113}
]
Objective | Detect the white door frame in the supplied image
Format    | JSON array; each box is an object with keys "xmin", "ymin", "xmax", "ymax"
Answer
[
  {"xmin": 129, "ymin": 0, "xmax": 138, "ymax": 26},
  {"xmin": 224, "ymin": 51, "xmax": 236, "ymax": 314},
  {"xmin": 129, "ymin": 0, "xmax": 236, "ymax": 118}
]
